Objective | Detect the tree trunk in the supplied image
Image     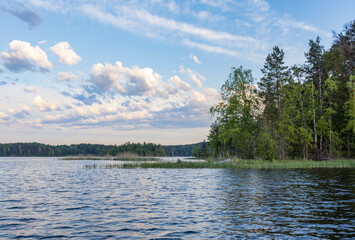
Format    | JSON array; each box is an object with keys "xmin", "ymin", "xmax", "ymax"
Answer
[
  {"xmin": 277, "ymin": 79, "xmax": 285, "ymax": 159},
  {"xmin": 318, "ymin": 63, "xmax": 323, "ymax": 157},
  {"xmin": 329, "ymin": 93, "xmax": 333, "ymax": 157},
  {"xmin": 347, "ymin": 131, "xmax": 350, "ymax": 159},
  {"xmin": 299, "ymin": 83, "xmax": 308, "ymax": 159},
  {"xmin": 312, "ymin": 85, "xmax": 318, "ymax": 157}
]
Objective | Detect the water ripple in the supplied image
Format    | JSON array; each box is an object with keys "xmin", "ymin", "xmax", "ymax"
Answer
[{"xmin": 0, "ymin": 158, "xmax": 354, "ymax": 239}]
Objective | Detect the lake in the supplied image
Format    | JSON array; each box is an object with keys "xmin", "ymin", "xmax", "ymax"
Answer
[{"xmin": 0, "ymin": 157, "xmax": 354, "ymax": 239}]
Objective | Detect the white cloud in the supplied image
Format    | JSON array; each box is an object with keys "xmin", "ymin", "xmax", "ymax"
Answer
[
  {"xmin": 32, "ymin": 60, "xmax": 219, "ymax": 130},
  {"xmin": 275, "ymin": 16, "xmax": 332, "ymax": 38},
  {"xmin": 182, "ymin": 39, "xmax": 239, "ymax": 57},
  {"xmin": 90, "ymin": 61, "xmax": 161, "ymax": 96},
  {"xmin": 24, "ymin": 87, "xmax": 37, "ymax": 93},
  {"xmin": 169, "ymin": 75, "xmax": 191, "ymax": 91},
  {"xmin": 199, "ymin": 0, "xmax": 233, "ymax": 10},
  {"xmin": 179, "ymin": 65, "xmax": 205, "ymax": 88},
  {"xmin": 58, "ymin": 71, "xmax": 79, "ymax": 81},
  {"xmin": 8, "ymin": 103, "xmax": 32, "ymax": 119},
  {"xmin": 23, "ymin": 0, "xmax": 63, "ymax": 11},
  {"xmin": 50, "ymin": 42, "xmax": 81, "ymax": 65},
  {"xmin": 80, "ymin": 5, "xmax": 256, "ymax": 45},
  {"xmin": 1, "ymin": 40, "xmax": 53, "ymax": 72},
  {"xmin": 0, "ymin": 111, "xmax": 9, "ymax": 123},
  {"xmin": 32, "ymin": 95, "xmax": 59, "ymax": 112},
  {"xmin": 246, "ymin": 0, "xmax": 270, "ymax": 23},
  {"xmin": 235, "ymin": 19, "xmax": 251, "ymax": 27},
  {"xmin": 189, "ymin": 53, "xmax": 201, "ymax": 64},
  {"xmin": 193, "ymin": 10, "xmax": 225, "ymax": 23},
  {"xmin": 0, "ymin": 112, "xmax": 9, "ymax": 119},
  {"xmin": 250, "ymin": 0, "xmax": 270, "ymax": 12},
  {"xmin": 18, "ymin": 103, "xmax": 30, "ymax": 112}
]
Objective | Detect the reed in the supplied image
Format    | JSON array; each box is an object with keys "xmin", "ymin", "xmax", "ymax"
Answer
[
  {"xmin": 112, "ymin": 157, "xmax": 158, "ymax": 161},
  {"xmin": 84, "ymin": 159, "xmax": 355, "ymax": 169},
  {"xmin": 233, "ymin": 159, "xmax": 355, "ymax": 169}
]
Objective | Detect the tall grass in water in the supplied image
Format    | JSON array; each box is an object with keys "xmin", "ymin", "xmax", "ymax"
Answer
[
  {"xmin": 233, "ymin": 159, "xmax": 355, "ymax": 169},
  {"xmin": 84, "ymin": 159, "xmax": 355, "ymax": 169}
]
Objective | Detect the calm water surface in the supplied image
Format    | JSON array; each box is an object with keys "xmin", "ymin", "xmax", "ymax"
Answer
[{"xmin": 0, "ymin": 157, "xmax": 354, "ymax": 239}]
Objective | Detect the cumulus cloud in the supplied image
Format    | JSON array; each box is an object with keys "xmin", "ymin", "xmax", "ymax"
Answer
[
  {"xmin": 1, "ymin": 40, "xmax": 53, "ymax": 72},
  {"xmin": 90, "ymin": 61, "xmax": 161, "ymax": 96},
  {"xmin": 13, "ymin": 103, "xmax": 31, "ymax": 119},
  {"xmin": 24, "ymin": 86, "xmax": 37, "ymax": 93},
  {"xmin": 2, "ymin": 5, "xmax": 42, "ymax": 29},
  {"xmin": 0, "ymin": 112, "xmax": 9, "ymax": 123},
  {"xmin": 169, "ymin": 75, "xmax": 191, "ymax": 92},
  {"xmin": 32, "ymin": 95, "xmax": 59, "ymax": 112},
  {"xmin": 179, "ymin": 65, "xmax": 205, "ymax": 88},
  {"xmin": 0, "ymin": 112, "xmax": 8, "ymax": 118},
  {"xmin": 58, "ymin": 71, "xmax": 79, "ymax": 81},
  {"xmin": 72, "ymin": 93, "xmax": 100, "ymax": 105},
  {"xmin": 50, "ymin": 42, "xmax": 81, "ymax": 65},
  {"xmin": 189, "ymin": 53, "xmax": 201, "ymax": 64},
  {"xmin": 0, "ymin": 56, "xmax": 219, "ymax": 130}
]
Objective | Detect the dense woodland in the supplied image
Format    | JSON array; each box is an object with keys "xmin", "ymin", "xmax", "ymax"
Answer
[
  {"xmin": 0, "ymin": 142, "xmax": 198, "ymax": 157},
  {"xmin": 208, "ymin": 20, "xmax": 355, "ymax": 160}
]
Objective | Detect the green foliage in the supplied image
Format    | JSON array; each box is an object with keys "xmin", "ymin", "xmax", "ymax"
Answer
[
  {"xmin": 209, "ymin": 66, "xmax": 259, "ymax": 158},
  {"xmin": 108, "ymin": 142, "xmax": 167, "ymax": 157},
  {"xmin": 85, "ymin": 159, "xmax": 355, "ymax": 169},
  {"xmin": 192, "ymin": 141, "xmax": 211, "ymax": 158},
  {"xmin": 0, "ymin": 142, "xmax": 167, "ymax": 157},
  {"xmin": 208, "ymin": 19, "xmax": 355, "ymax": 160},
  {"xmin": 257, "ymin": 130, "xmax": 278, "ymax": 161},
  {"xmin": 345, "ymin": 75, "xmax": 355, "ymax": 133}
]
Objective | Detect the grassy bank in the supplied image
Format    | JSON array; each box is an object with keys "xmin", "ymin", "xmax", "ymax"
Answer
[
  {"xmin": 232, "ymin": 159, "xmax": 355, "ymax": 169},
  {"xmin": 84, "ymin": 159, "xmax": 355, "ymax": 169}
]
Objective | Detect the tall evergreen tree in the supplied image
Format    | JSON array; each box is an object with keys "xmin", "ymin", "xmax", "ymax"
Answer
[
  {"xmin": 332, "ymin": 20, "xmax": 355, "ymax": 158},
  {"xmin": 304, "ymin": 36, "xmax": 327, "ymax": 157},
  {"xmin": 259, "ymin": 46, "xmax": 289, "ymax": 159}
]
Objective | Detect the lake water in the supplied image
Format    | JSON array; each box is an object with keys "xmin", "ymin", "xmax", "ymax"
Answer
[{"xmin": 0, "ymin": 157, "xmax": 354, "ymax": 239}]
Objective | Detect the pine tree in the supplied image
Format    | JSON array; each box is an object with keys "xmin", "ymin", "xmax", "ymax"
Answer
[
  {"xmin": 304, "ymin": 36, "xmax": 327, "ymax": 158},
  {"xmin": 259, "ymin": 46, "xmax": 289, "ymax": 159}
]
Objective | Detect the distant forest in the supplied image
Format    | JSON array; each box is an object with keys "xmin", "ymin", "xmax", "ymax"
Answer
[{"xmin": 0, "ymin": 142, "xmax": 204, "ymax": 157}]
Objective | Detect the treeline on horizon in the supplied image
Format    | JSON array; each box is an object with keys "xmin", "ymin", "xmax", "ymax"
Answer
[
  {"xmin": 0, "ymin": 142, "xmax": 200, "ymax": 157},
  {"xmin": 207, "ymin": 20, "xmax": 355, "ymax": 160}
]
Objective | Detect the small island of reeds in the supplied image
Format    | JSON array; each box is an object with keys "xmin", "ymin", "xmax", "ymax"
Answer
[{"xmin": 84, "ymin": 159, "xmax": 355, "ymax": 170}]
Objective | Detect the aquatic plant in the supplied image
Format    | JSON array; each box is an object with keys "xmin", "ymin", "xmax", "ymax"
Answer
[{"xmin": 84, "ymin": 159, "xmax": 355, "ymax": 169}]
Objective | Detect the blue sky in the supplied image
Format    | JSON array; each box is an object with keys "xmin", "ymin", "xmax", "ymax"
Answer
[{"xmin": 0, "ymin": 0, "xmax": 354, "ymax": 145}]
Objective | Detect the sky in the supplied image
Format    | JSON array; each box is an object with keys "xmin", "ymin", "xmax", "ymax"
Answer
[{"xmin": 0, "ymin": 0, "xmax": 354, "ymax": 145}]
